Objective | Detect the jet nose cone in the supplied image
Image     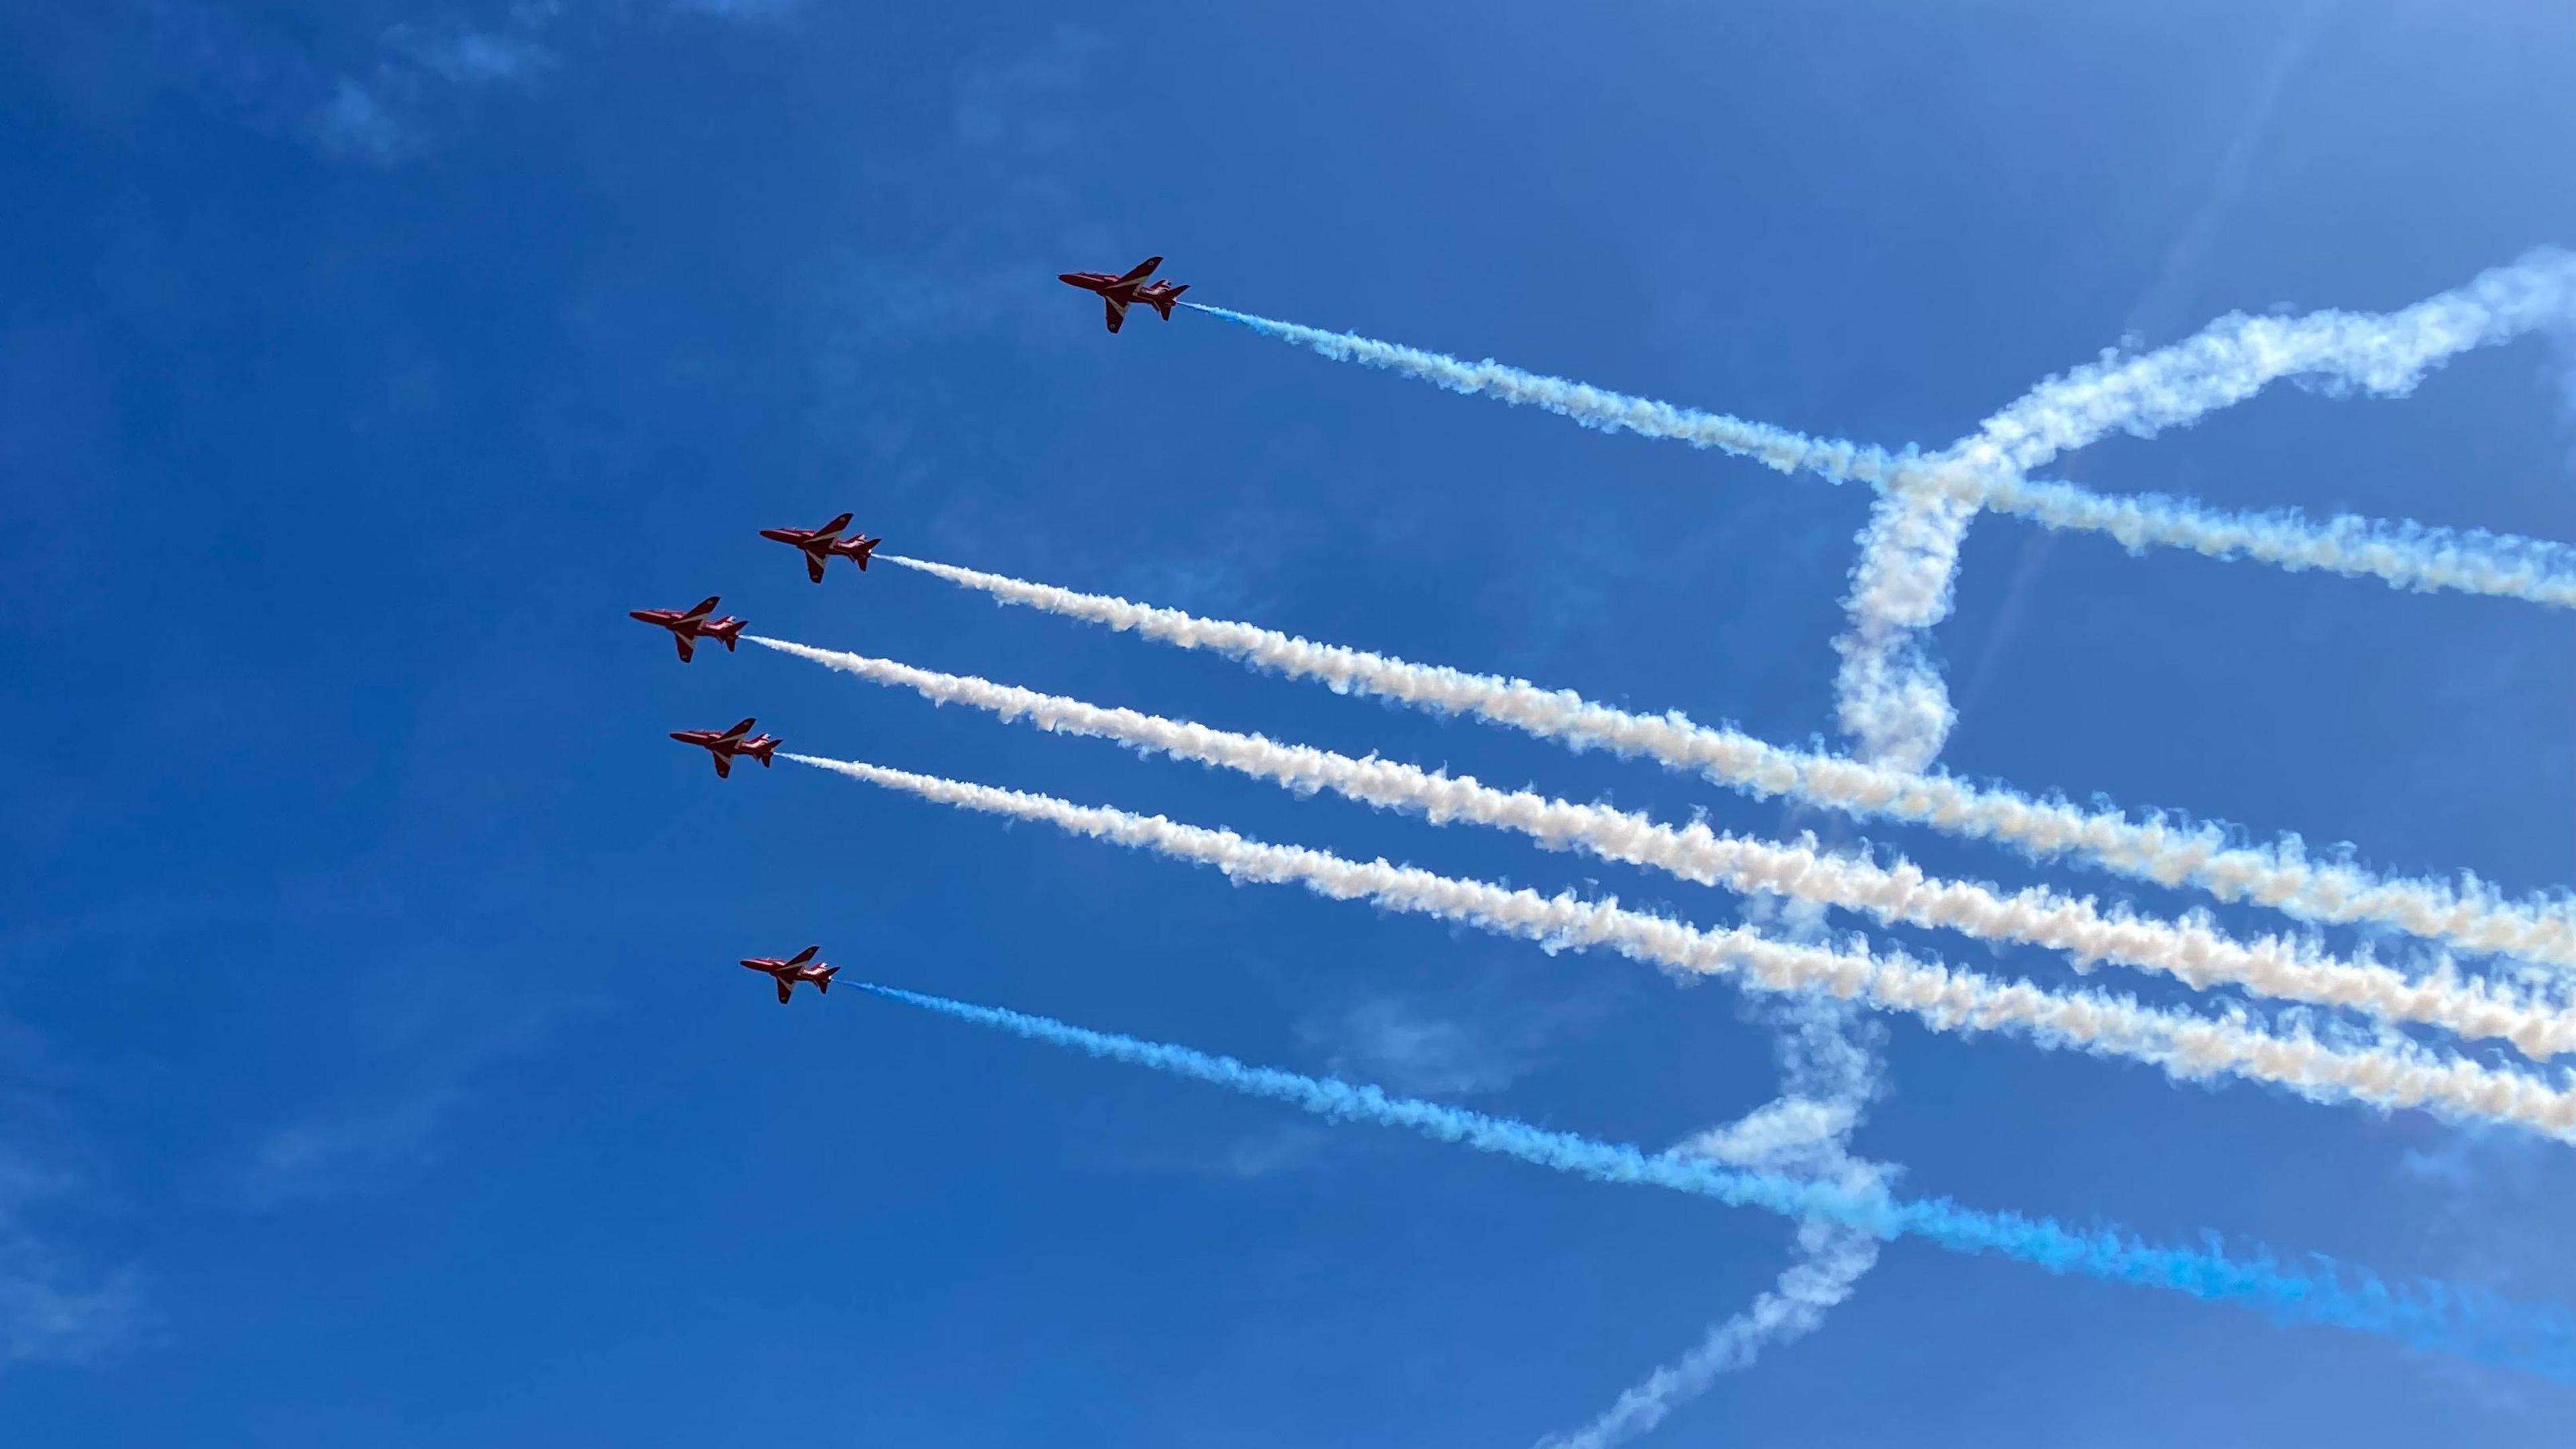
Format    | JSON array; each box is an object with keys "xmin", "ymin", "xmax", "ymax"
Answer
[{"xmin": 629, "ymin": 610, "xmax": 659, "ymax": 623}]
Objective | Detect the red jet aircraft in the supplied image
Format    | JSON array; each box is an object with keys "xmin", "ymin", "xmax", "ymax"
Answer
[
  {"xmin": 1058, "ymin": 255, "xmax": 1190, "ymax": 333},
  {"xmin": 629, "ymin": 596, "xmax": 747, "ymax": 663},
  {"xmin": 669, "ymin": 717, "xmax": 780, "ymax": 777},
  {"xmin": 759, "ymin": 512, "xmax": 882, "ymax": 583},
  {"xmin": 741, "ymin": 945, "xmax": 838, "ymax": 1004}
]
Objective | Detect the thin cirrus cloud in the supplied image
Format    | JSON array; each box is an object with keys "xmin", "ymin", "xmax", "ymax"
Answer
[
  {"xmin": 140, "ymin": 0, "xmax": 796, "ymax": 164},
  {"xmin": 0, "ymin": 1140, "xmax": 145, "ymax": 1367}
]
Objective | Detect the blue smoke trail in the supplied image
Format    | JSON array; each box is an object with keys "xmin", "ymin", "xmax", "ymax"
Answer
[{"xmin": 856, "ymin": 980, "xmax": 2576, "ymax": 1382}]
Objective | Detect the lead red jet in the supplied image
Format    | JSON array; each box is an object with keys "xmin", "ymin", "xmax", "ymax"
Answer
[
  {"xmin": 759, "ymin": 512, "xmax": 882, "ymax": 583},
  {"xmin": 1058, "ymin": 255, "xmax": 1190, "ymax": 333},
  {"xmin": 669, "ymin": 717, "xmax": 780, "ymax": 777},
  {"xmin": 741, "ymin": 945, "xmax": 838, "ymax": 1004},
  {"xmin": 629, "ymin": 596, "xmax": 747, "ymax": 663}
]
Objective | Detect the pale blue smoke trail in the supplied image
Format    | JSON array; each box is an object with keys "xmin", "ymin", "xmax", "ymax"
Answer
[
  {"xmin": 1183, "ymin": 255, "xmax": 2576, "ymax": 612},
  {"xmin": 1184, "ymin": 302, "xmax": 1904, "ymax": 484},
  {"xmin": 855, "ymin": 980, "xmax": 2576, "ymax": 1382}
]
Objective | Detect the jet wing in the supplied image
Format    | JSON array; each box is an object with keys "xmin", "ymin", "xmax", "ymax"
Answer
[
  {"xmin": 806, "ymin": 552, "xmax": 827, "ymax": 582},
  {"xmin": 776, "ymin": 977, "xmax": 794, "ymax": 1004},
  {"xmin": 1103, "ymin": 297, "xmax": 1128, "ymax": 333},
  {"xmin": 712, "ymin": 753, "xmax": 733, "ymax": 778},
  {"xmin": 674, "ymin": 635, "xmax": 695, "ymax": 663},
  {"xmin": 1118, "ymin": 256, "xmax": 1162, "ymax": 284}
]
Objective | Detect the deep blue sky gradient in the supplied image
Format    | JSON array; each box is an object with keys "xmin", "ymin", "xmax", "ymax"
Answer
[{"xmin": 4, "ymin": 2, "xmax": 2575, "ymax": 1444}]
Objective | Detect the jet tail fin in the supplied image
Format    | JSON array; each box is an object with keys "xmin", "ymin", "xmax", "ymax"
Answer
[
  {"xmin": 707, "ymin": 619, "xmax": 745, "ymax": 650},
  {"xmin": 1150, "ymin": 284, "xmax": 1187, "ymax": 319},
  {"xmin": 747, "ymin": 739, "xmax": 777, "ymax": 767},
  {"xmin": 814, "ymin": 965, "xmax": 838, "ymax": 994}
]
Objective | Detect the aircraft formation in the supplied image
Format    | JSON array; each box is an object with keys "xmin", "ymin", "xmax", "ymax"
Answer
[
  {"xmin": 642, "ymin": 256, "xmax": 1182, "ymax": 1002},
  {"xmin": 617, "ymin": 244, "xmax": 2576, "ymax": 1403}
]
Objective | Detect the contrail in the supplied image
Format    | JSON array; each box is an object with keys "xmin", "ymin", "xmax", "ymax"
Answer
[
  {"xmin": 885, "ymin": 554, "xmax": 2576, "ymax": 970},
  {"xmin": 851, "ymin": 979, "xmax": 2576, "ymax": 1381},
  {"xmin": 755, "ymin": 635, "xmax": 2576, "ymax": 1059},
  {"xmin": 1187, "ymin": 249, "xmax": 2576, "ymax": 610},
  {"xmin": 1832, "ymin": 245, "xmax": 2576, "ymax": 769},
  {"xmin": 1538, "ymin": 990, "xmax": 1886, "ymax": 1449},
  {"xmin": 788, "ymin": 753, "xmax": 2576, "ymax": 1142}
]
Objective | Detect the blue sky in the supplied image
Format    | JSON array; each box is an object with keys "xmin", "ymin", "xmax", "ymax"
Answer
[{"xmin": 4, "ymin": 1, "xmax": 2575, "ymax": 1443}]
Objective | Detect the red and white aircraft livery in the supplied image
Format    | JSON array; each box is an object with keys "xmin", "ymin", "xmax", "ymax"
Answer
[
  {"xmin": 629, "ymin": 596, "xmax": 747, "ymax": 663},
  {"xmin": 1057, "ymin": 255, "xmax": 1190, "ymax": 333},
  {"xmin": 669, "ymin": 718, "xmax": 780, "ymax": 777},
  {"xmin": 741, "ymin": 945, "xmax": 838, "ymax": 1004},
  {"xmin": 760, "ymin": 513, "xmax": 882, "ymax": 583}
]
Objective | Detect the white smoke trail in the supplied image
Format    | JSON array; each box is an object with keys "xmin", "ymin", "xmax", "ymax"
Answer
[
  {"xmin": 1187, "ymin": 249, "xmax": 2576, "ymax": 611},
  {"xmin": 1536, "ymin": 991, "xmax": 1886, "ymax": 1449},
  {"xmin": 1831, "ymin": 248, "xmax": 2576, "ymax": 773},
  {"xmin": 1831, "ymin": 484, "xmax": 1980, "ymax": 771},
  {"xmin": 755, "ymin": 635, "xmax": 2576, "ymax": 1059},
  {"xmin": 788, "ymin": 752, "xmax": 2576, "ymax": 1143},
  {"xmin": 886, "ymin": 554, "xmax": 2576, "ymax": 970}
]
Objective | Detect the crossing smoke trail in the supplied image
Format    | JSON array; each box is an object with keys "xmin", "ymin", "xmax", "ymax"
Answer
[
  {"xmin": 1185, "ymin": 248, "xmax": 2576, "ymax": 611},
  {"xmin": 885, "ymin": 555, "xmax": 2576, "ymax": 971},
  {"xmin": 1833, "ymin": 246, "xmax": 2576, "ymax": 775},
  {"xmin": 1536, "ymin": 989, "xmax": 1886, "ymax": 1449},
  {"xmin": 1831, "ymin": 484, "xmax": 1978, "ymax": 771},
  {"xmin": 788, "ymin": 753, "xmax": 2576, "ymax": 1142},
  {"xmin": 755, "ymin": 635, "xmax": 2576, "ymax": 1059},
  {"xmin": 851, "ymin": 979, "xmax": 2576, "ymax": 1380}
]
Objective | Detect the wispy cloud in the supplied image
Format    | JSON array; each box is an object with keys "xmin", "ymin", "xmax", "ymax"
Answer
[
  {"xmin": 231, "ymin": 1013, "xmax": 544, "ymax": 1211},
  {"xmin": 141, "ymin": 0, "xmax": 790, "ymax": 164},
  {"xmin": 0, "ymin": 1152, "xmax": 148, "ymax": 1368},
  {"xmin": 1301, "ymin": 985, "xmax": 1588, "ymax": 1100},
  {"xmin": 233, "ymin": 1085, "xmax": 462, "ymax": 1210},
  {"xmin": 0, "ymin": 1028, "xmax": 147, "ymax": 1368},
  {"xmin": 667, "ymin": 0, "xmax": 803, "ymax": 17},
  {"xmin": 1216, "ymin": 1124, "xmax": 1334, "ymax": 1180}
]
